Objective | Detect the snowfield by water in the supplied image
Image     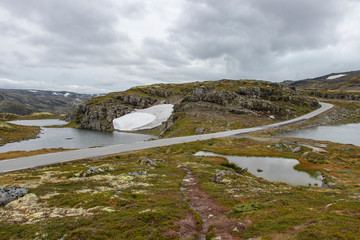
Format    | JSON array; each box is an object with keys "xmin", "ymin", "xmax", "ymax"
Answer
[
  {"xmin": 327, "ymin": 74, "xmax": 347, "ymax": 79},
  {"xmin": 113, "ymin": 104, "xmax": 174, "ymax": 131}
]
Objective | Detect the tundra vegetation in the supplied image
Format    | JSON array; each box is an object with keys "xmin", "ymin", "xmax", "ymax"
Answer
[{"xmin": 0, "ymin": 137, "xmax": 359, "ymax": 239}]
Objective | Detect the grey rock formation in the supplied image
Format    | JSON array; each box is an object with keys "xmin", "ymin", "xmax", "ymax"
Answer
[
  {"xmin": 213, "ymin": 170, "xmax": 237, "ymax": 184},
  {"xmin": 138, "ymin": 157, "xmax": 158, "ymax": 167},
  {"xmin": 128, "ymin": 171, "xmax": 148, "ymax": 176},
  {"xmin": 0, "ymin": 186, "xmax": 28, "ymax": 206},
  {"xmin": 83, "ymin": 166, "xmax": 99, "ymax": 177}
]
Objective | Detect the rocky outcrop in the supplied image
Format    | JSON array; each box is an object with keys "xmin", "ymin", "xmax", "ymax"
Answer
[
  {"xmin": 71, "ymin": 80, "xmax": 320, "ymax": 132},
  {"xmin": 303, "ymin": 91, "xmax": 360, "ymax": 100},
  {"xmin": 0, "ymin": 186, "xmax": 28, "ymax": 206}
]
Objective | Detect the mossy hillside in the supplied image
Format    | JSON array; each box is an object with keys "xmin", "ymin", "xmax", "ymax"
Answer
[{"xmin": 0, "ymin": 137, "xmax": 359, "ymax": 239}]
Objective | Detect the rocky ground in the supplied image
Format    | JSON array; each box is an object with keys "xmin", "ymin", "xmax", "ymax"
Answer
[{"xmin": 0, "ymin": 137, "xmax": 359, "ymax": 239}]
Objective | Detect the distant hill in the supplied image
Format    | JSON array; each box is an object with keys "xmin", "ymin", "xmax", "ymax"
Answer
[
  {"xmin": 283, "ymin": 70, "xmax": 360, "ymax": 91},
  {"xmin": 0, "ymin": 89, "xmax": 94, "ymax": 115}
]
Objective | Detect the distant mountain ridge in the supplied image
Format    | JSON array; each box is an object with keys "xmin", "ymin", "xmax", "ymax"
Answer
[
  {"xmin": 283, "ymin": 70, "xmax": 360, "ymax": 91},
  {"xmin": 0, "ymin": 89, "xmax": 94, "ymax": 115}
]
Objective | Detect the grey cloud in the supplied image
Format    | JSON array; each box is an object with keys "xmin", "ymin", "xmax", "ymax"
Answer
[
  {"xmin": 0, "ymin": 0, "xmax": 134, "ymax": 67},
  {"xmin": 169, "ymin": 0, "xmax": 347, "ymax": 73},
  {"xmin": 142, "ymin": 38, "xmax": 187, "ymax": 67},
  {"xmin": 0, "ymin": 0, "xmax": 358, "ymax": 93},
  {"xmin": 1, "ymin": 0, "xmax": 119, "ymax": 44}
]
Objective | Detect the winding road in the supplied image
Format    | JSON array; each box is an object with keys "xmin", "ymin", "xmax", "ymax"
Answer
[{"xmin": 0, "ymin": 102, "xmax": 333, "ymax": 173}]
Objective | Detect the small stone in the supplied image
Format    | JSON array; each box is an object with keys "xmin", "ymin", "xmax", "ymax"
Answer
[
  {"xmin": 208, "ymin": 214, "xmax": 214, "ymax": 218},
  {"xmin": 233, "ymin": 227, "xmax": 240, "ymax": 232},
  {"xmin": 83, "ymin": 166, "xmax": 99, "ymax": 177},
  {"xmin": 154, "ymin": 159, "xmax": 165, "ymax": 163},
  {"xmin": 292, "ymin": 146, "xmax": 301, "ymax": 153},
  {"xmin": 138, "ymin": 157, "xmax": 158, "ymax": 167},
  {"xmin": 194, "ymin": 127, "xmax": 205, "ymax": 135},
  {"xmin": 215, "ymin": 236, "xmax": 222, "ymax": 240},
  {"xmin": 274, "ymin": 143, "xmax": 282, "ymax": 149},
  {"xmin": 128, "ymin": 171, "xmax": 148, "ymax": 176},
  {"xmin": 236, "ymin": 222, "xmax": 247, "ymax": 230},
  {"xmin": 302, "ymin": 151, "xmax": 309, "ymax": 158}
]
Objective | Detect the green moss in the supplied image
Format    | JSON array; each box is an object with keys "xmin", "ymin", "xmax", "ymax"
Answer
[{"xmin": 233, "ymin": 202, "xmax": 262, "ymax": 213}]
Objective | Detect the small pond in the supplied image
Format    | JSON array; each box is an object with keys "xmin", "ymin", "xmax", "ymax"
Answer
[
  {"xmin": 194, "ymin": 151, "xmax": 323, "ymax": 186},
  {"xmin": 279, "ymin": 123, "xmax": 360, "ymax": 146},
  {"xmin": 0, "ymin": 119, "xmax": 156, "ymax": 153}
]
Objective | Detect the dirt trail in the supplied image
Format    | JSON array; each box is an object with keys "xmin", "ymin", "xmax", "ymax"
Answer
[{"xmin": 179, "ymin": 165, "xmax": 245, "ymax": 240}]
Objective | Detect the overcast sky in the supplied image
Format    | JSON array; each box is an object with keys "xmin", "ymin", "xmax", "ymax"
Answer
[{"xmin": 0, "ymin": 0, "xmax": 359, "ymax": 93}]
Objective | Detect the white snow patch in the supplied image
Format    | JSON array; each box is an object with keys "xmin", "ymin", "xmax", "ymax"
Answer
[
  {"xmin": 327, "ymin": 74, "xmax": 347, "ymax": 79},
  {"xmin": 113, "ymin": 112, "xmax": 156, "ymax": 131},
  {"xmin": 64, "ymin": 92, "xmax": 70, "ymax": 97},
  {"xmin": 28, "ymin": 90, "xmax": 37, "ymax": 93},
  {"xmin": 52, "ymin": 92, "xmax": 59, "ymax": 95},
  {"xmin": 113, "ymin": 104, "xmax": 174, "ymax": 131}
]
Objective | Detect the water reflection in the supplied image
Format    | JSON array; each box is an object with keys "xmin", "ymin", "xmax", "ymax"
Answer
[{"xmin": 194, "ymin": 151, "xmax": 323, "ymax": 186}]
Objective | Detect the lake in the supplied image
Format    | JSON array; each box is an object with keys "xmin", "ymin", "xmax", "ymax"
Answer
[
  {"xmin": 194, "ymin": 151, "xmax": 323, "ymax": 186},
  {"xmin": 0, "ymin": 119, "xmax": 156, "ymax": 153},
  {"xmin": 279, "ymin": 123, "xmax": 360, "ymax": 146}
]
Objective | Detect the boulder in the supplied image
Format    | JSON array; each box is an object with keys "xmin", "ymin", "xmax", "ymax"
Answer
[
  {"xmin": 0, "ymin": 186, "xmax": 28, "ymax": 206},
  {"xmin": 128, "ymin": 171, "xmax": 148, "ymax": 176},
  {"xmin": 83, "ymin": 166, "xmax": 99, "ymax": 177},
  {"xmin": 213, "ymin": 170, "xmax": 236, "ymax": 184},
  {"xmin": 291, "ymin": 146, "xmax": 302, "ymax": 153},
  {"xmin": 138, "ymin": 157, "xmax": 158, "ymax": 167}
]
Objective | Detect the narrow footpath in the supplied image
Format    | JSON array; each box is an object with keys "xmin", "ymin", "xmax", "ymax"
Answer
[{"xmin": 180, "ymin": 165, "xmax": 247, "ymax": 239}]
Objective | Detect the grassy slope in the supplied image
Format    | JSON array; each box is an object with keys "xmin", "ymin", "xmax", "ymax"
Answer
[
  {"xmin": 0, "ymin": 122, "xmax": 40, "ymax": 145},
  {"xmin": 0, "ymin": 137, "xmax": 359, "ymax": 239}
]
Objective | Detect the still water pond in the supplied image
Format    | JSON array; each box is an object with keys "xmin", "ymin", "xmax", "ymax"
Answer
[
  {"xmin": 0, "ymin": 119, "xmax": 155, "ymax": 153},
  {"xmin": 194, "ymin": 151, "xmax": 323, "ymax": 186},
  {"xmin": 279, "ymin": 123, "xmax": 360, "ymax": 146}
]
